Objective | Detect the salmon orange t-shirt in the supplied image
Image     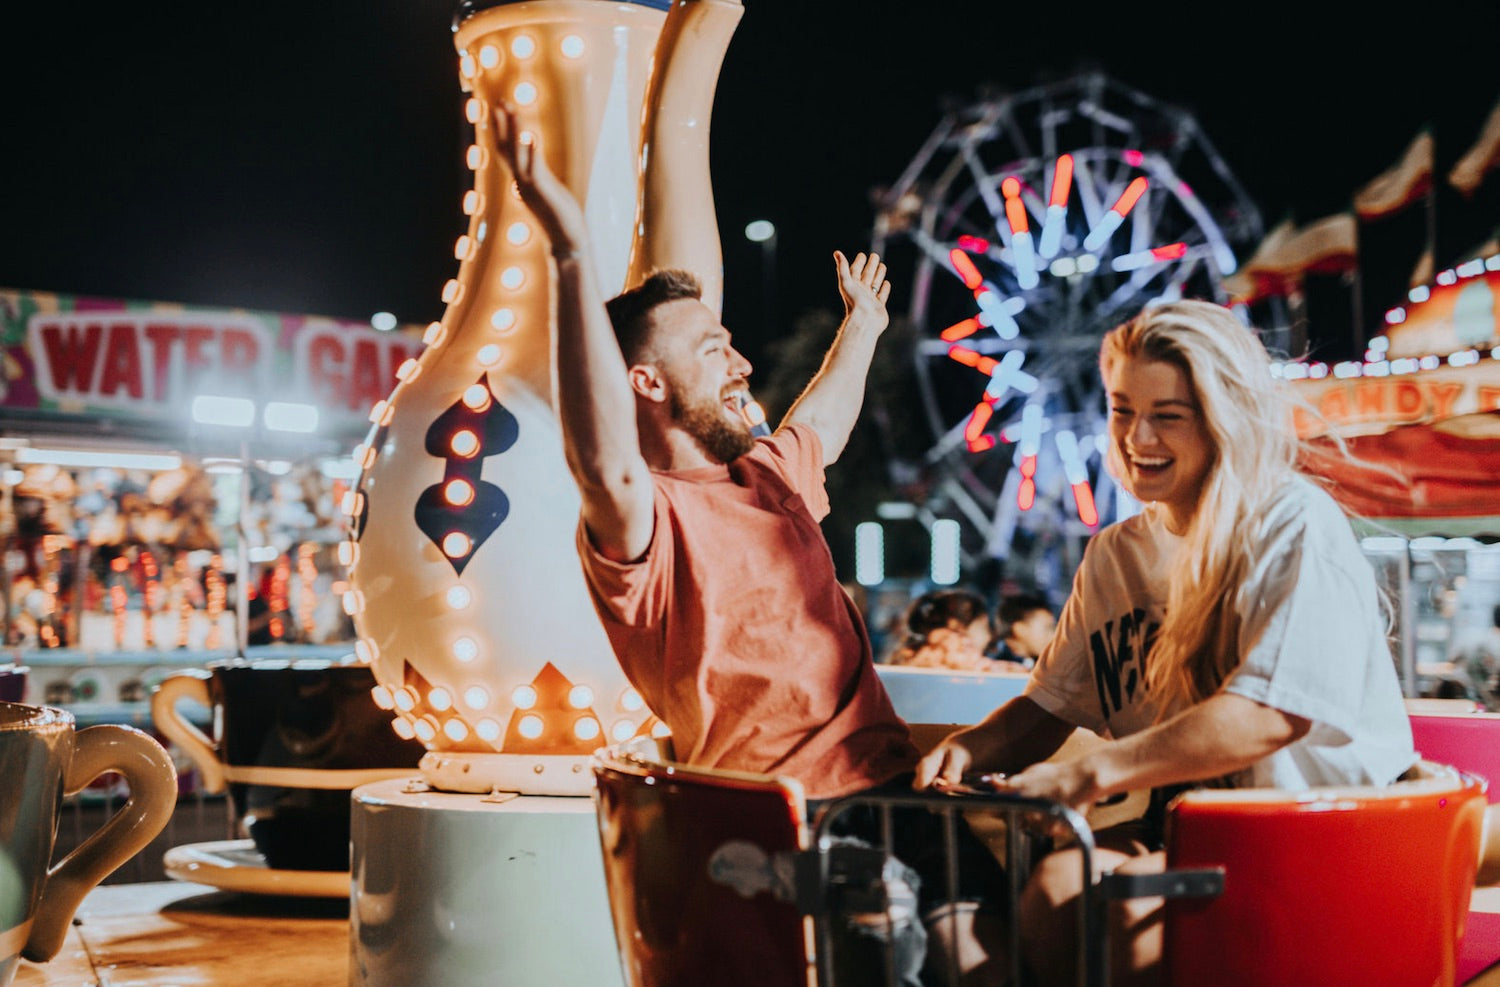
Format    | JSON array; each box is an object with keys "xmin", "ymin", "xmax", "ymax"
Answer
[{"xmin": 577, "ymin": 424, "xmax": 918, "ymax": 799}]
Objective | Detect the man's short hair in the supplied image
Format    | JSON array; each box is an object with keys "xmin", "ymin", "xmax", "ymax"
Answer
[
  {"xmin": 997, "ymin": 593, "xmax": 1051, "ymax": 636},
  {"xmin": 605, "ymin": 269, "xmax": 702, "ymax": 364}
]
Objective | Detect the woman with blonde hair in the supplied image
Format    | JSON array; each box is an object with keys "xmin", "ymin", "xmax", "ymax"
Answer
[{"xmin": 915, "ymin": 299, "xmax": 1415, "ymax": 984}]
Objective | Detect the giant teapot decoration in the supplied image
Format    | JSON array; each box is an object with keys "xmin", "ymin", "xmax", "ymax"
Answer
[{"xmin": 343, "ymin": 0, "xmax": 743, "ymax": 794}]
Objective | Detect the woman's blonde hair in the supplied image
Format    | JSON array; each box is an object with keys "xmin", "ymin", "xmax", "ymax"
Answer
[{"xmin": 1100, "ymin": 300, "xmax": 1299, "ymax": 716}]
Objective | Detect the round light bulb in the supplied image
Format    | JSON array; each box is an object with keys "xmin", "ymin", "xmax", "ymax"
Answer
[
  {"xmin": 444, "ymin": 479, "xmax": 475, "ymax": 507},
  {"xmin": 428, "ymin": 687, "xmax": 453, "ymax": 712},
  {"xmin": 513, "ymin": 82, "xmax": 537, "ymax": 106},
  {"xmin": 500, "ymin": 266, "xmax": 525, "ymax": 290},
  {"xmin": 391, "ymin": 718, "xmax": 417, "ymax": 740},
  {"xmin": 476, "ymin": 344, "xmax": 502, "ymax": 367},
  {"xmin": 462, "ymin": 190, "xmax": 482, "ymax": 215},
  {"xmin": 518, "ymin": 715, "xmax": 544, "ymax": 739},
  {"xmin": 490, "ymin": 309, "xmax": 516, "ymax": 333},
  {"xmin": 443, "ymin": 718, "xmax": 470, "ymax": 742},
  {"xmin": 413, "ymin": 718, "xmax": 438, "ymax": 743},
  {"xmin": 443, "ymin": 532, "xmax": 472, "ymax": 558},
  {"xmin": 441, "ymin": 279, "xmax": 463, "ymax": 304},
  {"xmin": 511, "ymin": 685, "xmax": 537, "ymax": 709},
  {"xmin": 560, "ymin": 35, "xmax": 585, "ymax": 58},
  {"xmin": 506, "ymin": 222, "xmax": 530, "ymax": 245},
  {"xmin": 620, "ymin": 688, "xmax": 644, "ymax": 712},
  {"xmin": 370, "ymin": 685, "xmax": 395, "ymax": 710},
  {"xmin": 462, "ymin": 384, "xmax": 490, "ymax": 409},
  {"xmin": 452, "ymin": 637, "xmax": 479, "ymax": 662},
  {"xmin": 354, "ymin": 639, "xmax": 376, "ymax": 663},
  {"xmin": 466, "ymin": 145, "xmax": 486, "ymax": 170},
  {"xmin": 476, "ymin": 718, "xmax": 501, "ymax": 742},
  {"xmin": 478, "ymin": 45, "xmax": 500, "ymax": 68},
  {"xmin": 393, "ymin": 688, "xmax": 417, "ymax": 713},
  {"xmin": 611, "ymin": 719, "xmax": 637, "ymax": 741},
  {"xmin": 510, "ymin": 36, "xmax": 536, "ymax": 58},
  {"xmin": 465, "ymin": 98, "xmax": 482, "ymax": 123},
  {"xmin": 338, "ymin": 541, "xmax": 359, "ymax": 567},
  {"xmin": 463, "ymin": 685, "xmax": 489, "ymax": 710},
  {"xmin": 450, "ymin": 430, "xmax": 479, "ymax": 457},
  {"xmin": 568, "ymin": 685, "xmax": 594, "ymax": 710},
  {"xmin": 573, "ymin": 718, "xmax": 601, "ymax": 741},
  {"xmin": 446, "ymin": 585, "xmax": 472, "ymax": 610}
]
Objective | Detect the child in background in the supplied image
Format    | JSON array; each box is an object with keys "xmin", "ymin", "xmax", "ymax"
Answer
[{"xmin": 886, "ymin": 589, "xmax": 994, "ymax": 672}]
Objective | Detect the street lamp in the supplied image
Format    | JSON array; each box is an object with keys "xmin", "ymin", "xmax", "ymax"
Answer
[{"xmin": 745, "ymin": 219, "xmax": 777, "ymax": 332}]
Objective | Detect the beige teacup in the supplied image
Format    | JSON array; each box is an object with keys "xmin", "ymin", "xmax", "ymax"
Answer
[{"xmin": 0, "ymin": 702, "xmax": 176, "ymax": 987}]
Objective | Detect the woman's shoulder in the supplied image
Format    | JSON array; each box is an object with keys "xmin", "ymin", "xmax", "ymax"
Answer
[{"xmin": 1257, "ymin": 474, "xmax": 1350, "ymax": 539}]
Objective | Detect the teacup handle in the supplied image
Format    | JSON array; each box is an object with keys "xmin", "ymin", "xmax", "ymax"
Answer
[
  {"xmin": 149, "ymin": 670, "xmax": 224, "ymax": 793},
  {"xmin": 23, "ymin": 724, "xmax": 176, "ymax": 962}
]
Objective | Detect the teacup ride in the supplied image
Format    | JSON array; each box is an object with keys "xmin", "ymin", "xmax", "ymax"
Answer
[{"xmin": 591, "ymin": 731, "xmax": 1500, "ymax": 987}]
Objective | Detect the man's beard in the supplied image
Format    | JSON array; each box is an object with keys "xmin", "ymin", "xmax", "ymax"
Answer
[{"xmin": 669, "ymin": 387, "xmax": 757, "ymax": 463}]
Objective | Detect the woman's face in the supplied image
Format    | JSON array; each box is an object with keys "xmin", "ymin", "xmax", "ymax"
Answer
[{"xmin": 1105, "ymin": 355, "xmax": 1214, "ymax": 532}]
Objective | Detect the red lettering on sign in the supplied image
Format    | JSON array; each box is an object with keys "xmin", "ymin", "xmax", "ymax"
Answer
[
  {"xmin": 1429, "ymin": 381, "xmax": 1463, "ymax": 420},
  {"xmin": 1392, "ymin": 381, "xmax": 1424, "ymax": 418},
  {"xmin": 1319, "ymin": 387, "xmax": 1351, "ymax": 424},
  {"xmin": 1353, "ymin": 381, "xmax": 1386, "ymax": 418},
  {"xmin": 39, "ymin": 324, "xmax": 103, "ymax": 394},
  {"xmin": 98, "ymin": 324, "xmax": 143, "ymax": 400},
  {"xmin": 143, "ymin": 324, "xmax": 181, "ymax": 402},
  {"xmin": 306, "ymin": 335, "xmax": 346, "ymax": 408},
  {"xmin": 349, "ymin": 339, "xmax": 385, "ymax": 412},
  {"xmin": 221, "ymin": 329, "xmax": 259, "ymax": 372},
  {"xmin": 182, "ymin": 326, "xmax": 214, "ymax": 393},
  {"xmin": 1478, "ymin": 386, "xmax": 1500, "ymax": 412}
]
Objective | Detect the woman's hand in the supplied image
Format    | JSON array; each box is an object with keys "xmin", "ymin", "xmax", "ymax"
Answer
[
  {"xmin": 491, "ymin": 102, "xmax": 591, "ymax": 259},
  {"xmin": 988, "ymin": 758, "xmax": 1100, "ymax": 817}
]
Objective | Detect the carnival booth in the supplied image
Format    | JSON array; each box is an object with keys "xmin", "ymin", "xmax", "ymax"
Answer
[
  {"xmin": 0, "ymin": 286, "xmax": 414, "ymax": 719},
  {"xmin": 1288, "ymin": 255, "xmax": 1500, "ymax": 698}
]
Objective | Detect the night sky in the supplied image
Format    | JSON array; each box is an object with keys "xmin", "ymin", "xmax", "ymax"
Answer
[{"xmin": 4, "ymin": 2, "xmax": 1498, "ymax": 376}]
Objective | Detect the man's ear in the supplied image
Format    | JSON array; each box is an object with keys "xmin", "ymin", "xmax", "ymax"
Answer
[{"xmin": 627, "ymin": 363, "xmax": 667, "ymax": 403}]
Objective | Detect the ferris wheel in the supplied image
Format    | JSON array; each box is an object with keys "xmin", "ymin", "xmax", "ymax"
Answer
[{"xmin": 872, "ymin": 72, "xmax": 1272, "ymax": 577}]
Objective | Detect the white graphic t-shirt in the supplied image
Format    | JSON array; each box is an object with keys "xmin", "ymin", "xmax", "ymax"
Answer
[{"xmin": 1025, "ymin": 475, "xmax": 1415, "ymax": 790}]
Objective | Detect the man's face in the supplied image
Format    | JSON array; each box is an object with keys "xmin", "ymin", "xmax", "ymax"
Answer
[{"xmin": 646, "ymin": 299, "xmax": 757, "ymax": 463}]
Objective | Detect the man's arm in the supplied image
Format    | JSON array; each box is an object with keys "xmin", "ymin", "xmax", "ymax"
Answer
[
  {"xmin": 492, "ymin": 105, "xmax": 654, "ymax": 562},
  {"xmin": 778, "ymin": 251, "xmax": 891, "ymax": 466}
]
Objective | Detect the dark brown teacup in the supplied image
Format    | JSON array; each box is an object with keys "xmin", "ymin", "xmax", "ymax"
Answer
[
  {"xmin": 0, "ymin": 702, "xmax": 176, "ymax": 987},
  {"xmin": 151, "ymin": 659, "xmax": 425, "ymax": 872},
  {"xmin": 0, "ymin": 666, "xmax": 25, "ymax": 704}
]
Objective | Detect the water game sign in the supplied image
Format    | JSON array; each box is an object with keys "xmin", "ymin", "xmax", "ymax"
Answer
[{"xmin": 0, "ymin": 288, "xmax": 421, "ymax": 436}]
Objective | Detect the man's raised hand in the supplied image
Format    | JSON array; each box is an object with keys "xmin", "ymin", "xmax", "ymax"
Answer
[
  {"xmin": 491, "ymin": 102, "xmax": 590, "ymax": 260},
  {"xmin": 834, "ymin": 250, "xmax": 892, "ymax": 334}
]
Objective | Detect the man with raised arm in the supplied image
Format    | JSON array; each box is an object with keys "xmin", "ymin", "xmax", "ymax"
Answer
[
  {"xmin": 492, "ymin": 103, "xmax": 916, "ymax": 798},
  {"xmin": 494, "ymin": 105, "xmax": 1004, "ymax": 984}
]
